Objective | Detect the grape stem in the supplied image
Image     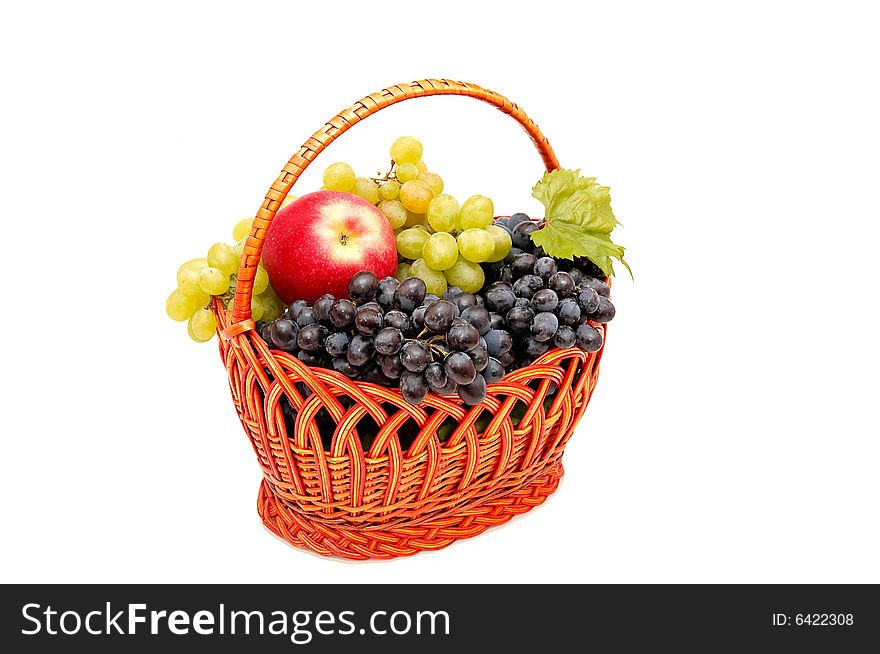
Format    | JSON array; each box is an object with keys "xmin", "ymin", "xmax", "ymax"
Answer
[{"xmin": 369, "ymin": 160, "xmax": 397, "ymax": 184}]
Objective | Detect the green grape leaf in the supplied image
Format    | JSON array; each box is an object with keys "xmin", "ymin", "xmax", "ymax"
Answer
[{"xmin": 530, "ymin": 169, "xmax": 631, "ymax": 278}]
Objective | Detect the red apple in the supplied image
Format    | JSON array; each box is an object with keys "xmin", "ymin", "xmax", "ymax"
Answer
[{"xmin": 262, "ymin": 191, "xmax": 397, "ymax": 304}]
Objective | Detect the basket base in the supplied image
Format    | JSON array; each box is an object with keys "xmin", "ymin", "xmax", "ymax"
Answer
[{"xmin": 257, "ymin": 464, "xmax": 564, "ymax": 560}]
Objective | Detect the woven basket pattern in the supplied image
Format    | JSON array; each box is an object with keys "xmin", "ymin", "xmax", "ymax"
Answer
[{"xmin": 213, "ymin": 79, "xmax": 606, "ymax": 560}]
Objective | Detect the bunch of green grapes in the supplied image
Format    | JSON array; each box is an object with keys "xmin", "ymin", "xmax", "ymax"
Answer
[
  {"xmin": 166, "ymin": 211, "xmax": 287, "ymax": 342},
  {"xmin": 321, "ymin": 136, "xmax": 511, "ymax": 296}
]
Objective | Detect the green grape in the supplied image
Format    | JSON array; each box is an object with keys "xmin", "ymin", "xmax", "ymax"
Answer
[
  {"xmin": 396, "ymin": 228, "xmax": 430, "ymax": 259},
  {"xmin": 251, "ymin": 297, "xmax": 265, "ymax": 321},
  {"xmin": 396, "ymin": 163, "xmax": 419, "ymax": 183},
  {"xmin": 179, "ymin": 281, "xmax": 211, "ymax": 307},
  {"xmin": 378, "ymin": 180, "xmax": 400, "ymax": 201},
  {"xmin": 260, "ymin": 292, "xmax": 283, "ymax": 322},
  {"xmin": 177, "ymin": 258, "xmax": 207, "ymax": 286},
  {"xmin": 399, "ymin": 180, "xmax": 434, "ymax": 214},
  {"xmin": 484, "ymin": 224, "xmax": 513, "ymax": 262},
  {"xmin": 444, "ymin": 257, "xmax": 485, "ymax": 293},
  {"xmin": 396, "ymin": 262, "xmax": 412, "ymax": 282},
  {"xmin": 459, "ymin": 195, "xmax": 494, "ymax": 230},
  {"xmin": 233, "ymin": 238, "xmax": 247, "ymax": 257},
  {"xmin": 280, "ymin": 194, "xmax": 297, "ymax": 208},
  {"xmin": 198, "ymin": 266, "xmax": 230, "ymax": 295},
  {"xmin": 410, "ymin": 258, "xmax": 448, "ymax": 297},
  {"xmin": 415, "ymin": 159, "xmax": 428, "ymax": 173},
  {"xmin": 207, "ymin": 242, "xmax": 238, "ymax": 276},
  {"xmin": 253, "ymin": 265, "xmax": 270, "ymax": 295},
  {"xmin": 188, "ymin": 308, "xmax": 217, "ymax": 342},
  {"xmin": 352, "ymin": 176, "xmax": 379, "ymax": 204},
  {"xmin": 233, "ymin": 218, "xmax": 253, "ymax": 242},
  {"xmin": 418, "ymin": 171, "xmax": 444, "ymax": 194},
  {"xmin": 404, "ymin": 210, "xmax": 426, "ymax": 228},
  {"xmin": 390, "ymin": 136, "xmax": 423, "ymax": 165},
  {"xmin": 457, "ymin": 228, "xmax": 495, "ymax": 263},
  {"xmin": 166, "ymin": 288, "xmax": 202, "ymax": 322},
  {"xmin": 378, "ymin": 199, "xmax": 407, "ymax": 229},
  {"xmin": 323, "ymin": 162, "xmax": 356, "ymax": 191},
  {"xmin": 426, "ymin": 194, "xmax": 460, "ymax": 233},
  {"xmin": 422, "ymin": 232, "xmax": 459, "ymax": 270}
]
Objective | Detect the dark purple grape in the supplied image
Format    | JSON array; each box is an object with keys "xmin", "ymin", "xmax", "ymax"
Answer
[
  {"xmin": 446, "ymin": 321, "xmax": 480, "ymax": 352},
  {"xmin": 530, "ymin": 312, "xmax": 559, "ymax": 342},
  {"xmin": 582, "ymin": 276, "xmax": 610, "ymax": 298},
  {"xmin": 576, "ymin": 287, "xmax": 600, "ymax": 314},
  {"xmin": 530, "ymin": 288, "xmax": 559, "ymax": 313},
  {"xmin": 590, "ymin": 296, "xmax": 616, "ymax": 323},
  {"xmin": 461, "ymin": 306, "xmax": 491, "ymax": 335},
  {"xmin": 323, "ymin": 331, "xmax": 349, "ymax": 357},
  {"xmin": 297, "ymin": 349, "xmax": 323, "ymax": 366},
  {"xmin": 287, "ymin": 299, "xmax": 309, "ymax": 320},
  {"xmin": 378, "ymin": 353, "xmax": 404, "ymax": 379},
  {"xmin": 457, "ymin": 375, "xmax": 487, "ymax": 406},
  {"xmin": 444, "ymin": 351, "xmax": 477, "ymax": 385},
  {"xmin": 348, "ymin": 271, "xmax": 378, "ymax": 303},
  {"xmin": 454, "ymin": 293, "xmax": 478, "ymax": 312},
  {"xmin": 553, "ymin": 325, "xmax": 576, "ymax": 348},
  {"xmin": 346, "ymin": 334, "xmax": 375, "ymax": 366},
  {"xmin": 424, "ymin": 300, "xmax": 456, "ymax": 333},
  {"xmin": 493, "ymin": 216, "xmax": 510, "ymax": 228},
  {"xmin": 400, "ymin": 371, "xmax": 429, "ymax": 405},
  {"xmin": 524, "ymin": 336, "xmax": 551, "ymax": 358},
  {"xmin": 556, "ymin": 298, "xmax": 582, "ymax": 325},
  {"xmin": 383, "ymin": 310, "xmax": 410, "ymax": 332},
  {"xmin": 469, "ymin": 344, "xmax": 488, "ymax": 372},
  {"xmin": 548, "ymin": 271, "xmax": 575, "ymax": 297},
  {"xmin": 444, "ymin": 286, "xmax": 463, "ymax": 300},
  {"xmin": 258, "ymin": 321, "xmax": 274, "ymax": 347},
  {"xmin": 498, "ymin": 266, "xmax": 514, "ymax": 283},
  {"xmin": 411, "ymin": 305, "xmax": 428, "ymax": 330},
  {"xmin": 488, "ymin": 313, "xmax": 505, "ymax": 330},
  {"xmin": 507, "ymin": 213, "xmax": 530, "ymax": 229},
  {"xmin": 374, "ymin": 327, "xmax": 403, "ymax": 355},
  {"xmin": 359, "ymin": 300, "xmax": 382, "ymax": 313},
  {"xmin": 503, "ymin": 247, "xmax": 523, "ymax": 264},
  {"xmin": 512, "ymin": 221, "xmax": 539, "ymax": 249},
  {"xmin": 568, "ymin": 268, "xmax": 583, "ymax": 286},
  {"xmin": 510, "ymin": 253, "xmax": 537, "ymax": 278},
  {"xmin": 376, "ymin": 277, "xmax": 399, "ymax": 310},
  {"xmin": 485, "ymin": 286, "xmax": 516, "ymax": 313},
  {"xmin": 533, "ymin": 257, "xmax": 557, "ymax": 281},
  {"xmin": 496, "ymin": 351, "xmax": 516, "ymax": 368},
  {"xmin": 433, "ymin": 379, "xmax": 458, "ymax": 395},
  {"xmin": 575, "ymin": 323, "xmax": 603, "ymax": 351},
  {"xmin": 513, "ymin": 274, "xmax": 544, "ymax": 299},
  {"xmin": 394, "ymin": 277, "xmax": 427, "ymax": 312},
  {"xmin": 400, "ymin": 340, "xmax": 430, "ymax": 372},
  {"xmin": 361, "ymin": 362, "xmax": 391, "ymax": 385},
  {"xmin": 424, "ymin": 362, "xmax": 448, "ymax": 391},
  {"xmin": 514, "ymin": 297, "xmax": 531, "ymax": 308},
  {"xmin": 313, "ymin": 294, "xmax": 335, "ymax": 324},
  {"xmin": 329, "ymin": 299, "xmax": 356, "ymax": 329},
  {"xmin": 423, "ymin": 293, "xmax": 439, "ymax": 305},
  {"xmin": 532, "ymin": 245, "xmax": 547, "ymax": 259},
  {"xmin": 483, "ymin": 329, "xmax": 513, "ymax": 356},
  {"xmin": 295, "ymin": 306, "xmax": 316, "ymax": 327},
  {"xmin": 482, "ymin": 357, "xmax": 505, "ymax": 383},
  {"xmin": 506, "ymin": 306, "xmax": 535, "ymax": 334},
  {"xmin": 269, "ymin": 319, "xmax": 299, "ymax": 352},
  {"xmin": 297, "ymin": 323, "xmax": 327, "ymax": 351},
  {"xmin": 331, "ymin": 356, "xmax": 360, "ymax": 379},
  {"xmin": 353, "ymin": 305, "xmax": 383, "ymax": 335}
]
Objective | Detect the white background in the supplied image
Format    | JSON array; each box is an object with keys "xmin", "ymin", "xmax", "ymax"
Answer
[{"xmin": 1, "ymin": 1, "xmax": 878, "ymax": 584}]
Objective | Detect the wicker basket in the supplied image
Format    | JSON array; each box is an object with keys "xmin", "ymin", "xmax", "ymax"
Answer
[{"xmin": 213, "ymin": 79, "xmax": 608, "ymax": 560}]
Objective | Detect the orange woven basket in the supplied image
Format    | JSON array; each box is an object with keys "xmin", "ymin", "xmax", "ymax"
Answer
[{"xmin": 213, "ymin": 79, "xmax": 608, "ymax": 560}]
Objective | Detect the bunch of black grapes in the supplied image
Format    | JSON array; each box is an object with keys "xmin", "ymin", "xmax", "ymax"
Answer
[{"xmin": 255, "ymin": 213, "xmax": 616, "ymax": 407}]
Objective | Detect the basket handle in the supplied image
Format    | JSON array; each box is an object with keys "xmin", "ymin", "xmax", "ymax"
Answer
[{"xmin": 231, "ymin": 78, "xmax": 561, "ymax": 324}]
